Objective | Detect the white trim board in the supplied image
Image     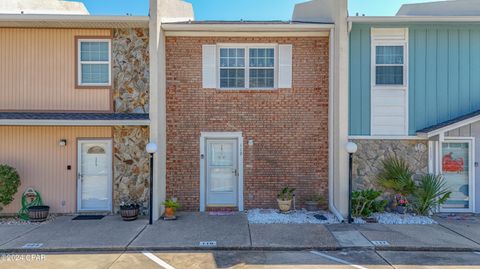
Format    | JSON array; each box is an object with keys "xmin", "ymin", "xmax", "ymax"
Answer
[
  {"xmin": 199, "ymin": 132, "xmax": 244, "ymax": 212},
  {"xmin": 0, "ymin": 120, "xmax": 150, "ymax": 126},
  {"xmin": 349, "ymin": 135, "xmax": 427, "ymax": 140},
  {"xmin": 418, "ymin": 115, "xmax": 480, "ymax": 138}
]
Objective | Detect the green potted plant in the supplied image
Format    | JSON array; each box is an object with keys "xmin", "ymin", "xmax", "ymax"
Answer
[
  {"xmin": 119, "ymin": 200, "xmax": 140, "ymax": 221},
  {"xmin": 162, "ymin": 199, "xmax": 180, "ymax": 219},
  {"xmin": 304, "ymin": 194, "xmax": 323, "ymax": 211},
  {"xmin": 277, "ymin": 187, "xmax": 295, "ymax": 213}
]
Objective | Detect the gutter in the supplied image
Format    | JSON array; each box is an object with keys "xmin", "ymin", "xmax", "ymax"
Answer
[
  {"xmin": 348, "ymin": 16, "xmax": 480, "ymax": 23},
  {"xmin": 0, "ymin": 120, "xmax": 150, "ymax": 126},
  {"xmin": 161, "ymin": 23, "xmax": 334, "ymax": 32}
]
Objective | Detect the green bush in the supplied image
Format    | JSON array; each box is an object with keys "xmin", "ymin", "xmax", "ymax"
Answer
[
  {"xmin": 352, "ymin": 189, "xmax": 387, "ymax": 217},
  {"xmin": 411, "ymin": 174, "xmax": 451, "ymax": 216},
  {"xmin": 0, "ymin": 165, "xmax": 21, "ymax": 211},
  {"xmin": 377, "ymin": 156, "xmax": 416, "ymax": 196}
]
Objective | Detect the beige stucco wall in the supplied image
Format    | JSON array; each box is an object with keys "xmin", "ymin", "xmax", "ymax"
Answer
[
  {"xmin": 0, "ymin": 28, "xmax": 112, "ymax": 111},
  {"xmin": 0, "ymin": 126, "xmax": 112, "ymax": 214}
]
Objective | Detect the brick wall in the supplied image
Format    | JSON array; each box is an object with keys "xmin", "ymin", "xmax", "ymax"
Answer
[{"xmin": 165, "ymin": 36, "xmax": 330, "ymax": 211}]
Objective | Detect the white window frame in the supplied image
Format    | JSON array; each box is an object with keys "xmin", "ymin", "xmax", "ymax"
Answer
[
  {"xmin": 77, "ymin": 38, "xmax": 112, "ymax": 87},
  {"xmin": 217, "ymin": 44, "xmax": 278, "ymax": 90},
  {"xmin": 370, "ymin": 28, "xmax": 409, "ymax": 136}
]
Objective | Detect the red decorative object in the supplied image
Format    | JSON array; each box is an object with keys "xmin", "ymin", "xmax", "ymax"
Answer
[{"xmin": 442, "ymin": 152, "xmax": 464, "ymax": 173}]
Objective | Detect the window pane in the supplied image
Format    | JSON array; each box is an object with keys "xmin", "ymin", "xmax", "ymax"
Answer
[
  {"xmin": 220, "ymin": 48, "xmax": 245, "ymax": 68},
  {"xmin": 220, "ymin": 68, "xmax": 245, "ymax": 88},
  {"xmin": 81, "ymin": 64, "xmax": 109, "ymax": 84},
  {"xmin": 376, "ymin": 46, "xmax": 403, "ymax": 65},
  {"xmin": 250, "ymin": 68, "xmax": 274, "ymax": 88},
  {"xmin": 441, "ymin": 142, "xmax": 470, "ymax": 209},
  {"xmin": 81, "ymin": 41, "xmax": 109, "ymax": 62},
  {"xmin": 376, "ymin": 66, "xmax": 403, "ymax": 85},
  {"xmin": 249, "ymin": 48, "xmax": 274, "ymax": 68}
]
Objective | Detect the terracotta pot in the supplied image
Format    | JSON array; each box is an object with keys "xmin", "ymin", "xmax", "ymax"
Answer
[
  {"xmin": 28, "ymin": 206, "xmax": 50, "ymax": 222},
  {"xmin": 165, "ymin": 207, "xmax": 176, "ymax": 218},
  {"xmin": 305, "ymin": 201, "xmax": 319, "ymax": 211},
  {"xmin": 120, "ymin": 207, "xmax": 139, "ymax": 221},
  {"xmin": 277, "ymin": 199, "xmax": 292, "ymax": 212}
]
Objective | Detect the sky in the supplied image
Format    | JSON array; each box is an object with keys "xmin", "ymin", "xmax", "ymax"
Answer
[{"xmin": 72, "ymin": 0, "xmax": 440, "ymax": 18}]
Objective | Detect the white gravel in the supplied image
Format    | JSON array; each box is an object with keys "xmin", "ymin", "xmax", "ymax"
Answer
[
  {"xmin": 0, "ymin": 215, "xmax": 55, "ymax": 225},
  {"xmin": 247, "ymin": 208, "xmax": 340, "ymax": 224},
  {"xmin": 354, "ymin": 213, "xmax": 436, "ymax": 225}
]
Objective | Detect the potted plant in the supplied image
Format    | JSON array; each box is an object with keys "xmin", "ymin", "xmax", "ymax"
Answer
[
  {"xmin": 28, "ymin": 205, "xmax": 50, "ymax": 222},
  {"xmin": 162, "ymin": 199, "xmax": 180, "ymax": 219},
  {"xmin": 277, "ymin": 187, "xmax": 295, "ymax": 213},
  {"xmin": 395, "ymin": 194, "xmax": 408, "ymax": 214},
  {"xmin": 304, "ymin": 195, "xmax": 323, "ymax": 211},
  {"xmin": 119, "ymin": 201, "xmax": 140, "ymax": 221}
]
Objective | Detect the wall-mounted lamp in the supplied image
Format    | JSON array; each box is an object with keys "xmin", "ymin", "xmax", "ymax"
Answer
[{"xmin": 59, "ymin": 139, "xmax": 67, "ymax": 147}]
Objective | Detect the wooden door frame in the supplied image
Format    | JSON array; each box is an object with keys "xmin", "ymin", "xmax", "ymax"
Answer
[{"xmin": 199, "ymin": 132, "xmax": 244, "ymax": 212}]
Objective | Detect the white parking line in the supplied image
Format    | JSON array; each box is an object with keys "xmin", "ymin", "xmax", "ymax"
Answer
[
  {"xmin": 142, "ymin": 251, "xmax": 176, "ymax": 269},
  {"xmin": 474, "ymin": 252, "xmax": 480, "ymax": 255},
  {"xmin": 310, "ymin": 251, "xmax": 369, "ymax": 269}
]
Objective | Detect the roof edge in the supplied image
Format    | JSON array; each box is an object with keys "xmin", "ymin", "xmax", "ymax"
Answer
[{"xmin": 348, "ymin": 16, "xmax": 480, "ymax": 23}]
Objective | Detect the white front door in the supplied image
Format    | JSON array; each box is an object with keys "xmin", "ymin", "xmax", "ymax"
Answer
[
  {"xmin": 206, "ymin": 139, "xmax": 238, "ymax": 207},
  {"xmin": 440, "ymin": 139, "xmax": 475, "ymax": 212},
  {"xmin": 77, "ymin": 140, "xmax": 112, "ymax": 211}
]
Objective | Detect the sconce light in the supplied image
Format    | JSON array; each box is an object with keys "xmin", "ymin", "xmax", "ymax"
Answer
[{"xmin": 59, "ymin": 139, "xmax": 67, "ymax": 147}]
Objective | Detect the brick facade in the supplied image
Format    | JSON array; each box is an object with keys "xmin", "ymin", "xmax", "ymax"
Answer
[{"xmin": 165, "ymin": 36, "xmax": 330, "ymax": 211}]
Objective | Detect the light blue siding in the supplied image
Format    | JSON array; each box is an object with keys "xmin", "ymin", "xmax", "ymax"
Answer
[{"xmin": 349, "ymin": 24, "xmax": 480, "ymax": 136}]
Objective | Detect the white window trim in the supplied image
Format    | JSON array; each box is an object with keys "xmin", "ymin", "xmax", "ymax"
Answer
[
  {"xmin": 217, "ymin": 43, "xmax": 278, "ymax": 90},
  {"xmin": 370, "ymin": 28, "xmax": 409, "ymax": 136},
  {"xmin": 77, "ymin": 38, "xmax": 112, "ymax": 87}
]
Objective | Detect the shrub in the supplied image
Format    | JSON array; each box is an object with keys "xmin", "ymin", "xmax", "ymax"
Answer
[
  {"xmin": 352, "ymin": 189, "xmax": 388, "ymax": 217},
  {"xmin": 277, "ymin": 187, "xmax": 295, "ymax": 201},
  {"xmin": 411, "ymin": 174, "xmax": 451, "ymax": 216},
  {"xmin": 377, "ymin": 156, "xmax": 416, "ymax": 196},
  {"xmin": 0, "ymin": 165, "xmax": 21, "ymax": 211}
]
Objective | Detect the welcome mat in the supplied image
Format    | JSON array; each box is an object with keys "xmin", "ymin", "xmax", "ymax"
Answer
[
  {"xmin": 72, "ymin": 215, "xmax": 105, "ymax": 220},
  {"xmin": 208, "ymin": 211, "xmax": 236, "ymax": 216}
]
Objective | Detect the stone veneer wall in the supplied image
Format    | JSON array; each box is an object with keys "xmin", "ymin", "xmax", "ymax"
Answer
[
  {"xmin": 113, "ymin": 126, "xmax": 150, "ymax": 214},
  {"xmin": 113, "ymin": 28, "xmax": 149, "ymax": 113},
  {"xmin": 351, "ymin": 139, "xmax": 429, "ymax": 191}
]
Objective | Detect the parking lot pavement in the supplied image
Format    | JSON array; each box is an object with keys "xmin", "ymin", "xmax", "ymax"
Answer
[
  {"xmin": 377, "ymin": 251, "xmax": 480, "ymax": 269},
  {"xmin": 0, "ymin": 250, "xmax": 393, "ymax": 269}
]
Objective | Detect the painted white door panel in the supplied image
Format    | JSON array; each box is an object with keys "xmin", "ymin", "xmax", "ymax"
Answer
[
  {"xmin": 78, "ymin": 140, "xmax": 112, "ymax": 211},
  {"xmin": 206, "ymin": 139, "xmax": 238, "ymax": 206}
]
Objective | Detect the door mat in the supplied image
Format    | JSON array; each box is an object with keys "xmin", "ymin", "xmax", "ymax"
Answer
[
  {"xmin": 72, "ymin": 215, "xmax": 105, "ymax": 220},
  {"xmin": 208, "ymin": 211, "xmax": 236, "ymax": 216}
]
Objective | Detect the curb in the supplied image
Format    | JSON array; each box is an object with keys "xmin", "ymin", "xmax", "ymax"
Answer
[{"xmin": 2, "ymin": 245, "xmax": 480, "ymax": 253}]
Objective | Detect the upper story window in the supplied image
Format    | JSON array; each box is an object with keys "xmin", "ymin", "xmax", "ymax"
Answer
[
  {"xmin": 219, "ymin": 46, "xmax": 276, "ymax": 89},
  {"xmin": 375, "ymin": 45, "xmax": 405, "ymax": 86},
  {"xmin": 77, "ymin": 39, "xmax": 111, "ymax": 87}
]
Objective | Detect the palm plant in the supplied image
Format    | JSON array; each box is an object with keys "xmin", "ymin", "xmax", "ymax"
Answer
[
  {"xmin": 411, "ymin": 174, "xmax": 451, "ymax": 215},
  {"xmin": 376, "ymin": 156, "xmax": 416, "ymax": 196}
]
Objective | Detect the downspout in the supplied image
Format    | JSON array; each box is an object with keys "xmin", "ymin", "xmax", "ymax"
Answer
[{"xmin": 328, "ymin": 27, "xmax": 344, "ymax": 222}]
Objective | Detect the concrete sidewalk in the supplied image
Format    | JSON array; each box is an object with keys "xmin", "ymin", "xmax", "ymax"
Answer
[{"xmin": 0, "ymin": 212, "xmax": 479, "ymax": 252}]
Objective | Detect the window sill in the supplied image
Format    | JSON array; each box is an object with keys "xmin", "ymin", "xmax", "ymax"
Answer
[{"xmin": 76, "ymin": 84, "xmax": 112, "ymax": 90}]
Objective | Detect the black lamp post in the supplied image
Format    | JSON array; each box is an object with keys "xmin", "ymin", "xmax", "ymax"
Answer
[
  {"xmin": 146, "ymin": 142, "xmax": 158, "ymax": 225},
  {"xmin": 346, "ymin": 142, "xmax": 358, "ymax": 223}
]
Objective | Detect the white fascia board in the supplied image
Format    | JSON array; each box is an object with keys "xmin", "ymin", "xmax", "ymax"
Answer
[
  {"xmin": 0, "ymin": 120, "xmax": 150, "ymax": 126},
  {"xmin": 161, "ymin": 23, "xmax": 334, "ymax": 32},
  {"xmin": 0, "ymin": 14, "xmax": 149, "ymax": 28},
  {"xmin": 348, "ymin": 16, "xmax": 480, "ymax": 23},
  {"xmin": 349, "ymin": 135, "xmax": 427, "ymax": 140},
  {"xmin": 417, "ymin": 114, "xmax": 480, "ymax": 138}
]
